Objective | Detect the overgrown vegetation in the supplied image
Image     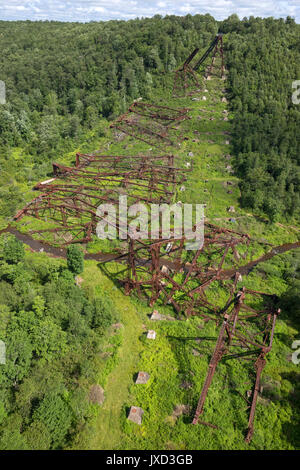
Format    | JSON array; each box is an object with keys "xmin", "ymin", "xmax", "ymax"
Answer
[
  {"xmin": 0, "ymin": 14, "xmax": 299, "ymax": 451},
  {"xmin": 223, "ymin": 15, "xmax": 300, "ymax": 221},
  {"xmin": 0, "ymin": 235, "xmax": 120, "ymax": 449},
  {"xmin": 67, "ymin": 245, "xmax": 84, "ymax": 276},
  {"xmin": 0, "ymin": 15, "xmax": 299, "ymax": 224}
]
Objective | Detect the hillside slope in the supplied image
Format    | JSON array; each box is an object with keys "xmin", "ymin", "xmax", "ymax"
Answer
[{"xmin": 0, "ymin": 15, "xmax": 299, "ymax": 450}]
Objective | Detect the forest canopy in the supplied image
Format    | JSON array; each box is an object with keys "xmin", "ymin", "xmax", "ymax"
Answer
[
  {"xmin": 0, "ymin": 14, "xmax": 299, "ymax": 451},
  {"xmin": 0, "ymin": 15, "xmax": 299, "ymax": 222}
]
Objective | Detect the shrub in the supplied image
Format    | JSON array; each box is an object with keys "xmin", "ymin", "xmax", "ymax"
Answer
[
  {"xmin": 3, "ymin": 235, "xmax": 25, "ymax": 264},
  {"xmin": 66, "ymin": 245, "xmax": 84, "ymax": 275}
]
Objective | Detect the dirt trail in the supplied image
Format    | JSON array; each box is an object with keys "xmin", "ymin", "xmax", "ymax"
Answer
[
  {"xmin": 1, "ymin": 226, "xmax": 299, "ymax": 276},
  {"xmin": 0, "ymin": 226, "xmax": 123, "ymax": 263},
  {"xmin": 217, "ymin": 241, "xmax": 300, "ymax": 280}
]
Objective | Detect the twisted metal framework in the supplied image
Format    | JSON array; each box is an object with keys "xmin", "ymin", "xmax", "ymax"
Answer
[
  {"xmin": 13, "ymin": 70, "xmax": 284, "ymax": 443},
  {"xmin": 14, "ymin": 152, "xmax": 188, "ymax": 246},
  {"xmin": 128, "ymin": 101, "xmax": 190, "ymax": 126},
  {"xmin": 193, "ymin": 33, "xmax": 225, "ymax": 79},
  {"xmin": 172, "ymin": 48, "xmax": 201, "ymax": 97},
  {"xmin": 110, "ymin": 106, "xmax": 188, "ymax": 148},
  {"xmin": 52, "ymin": 161, "xmax": 187, "ymax": 190},
  {"xmin": 192, "ymin": 287, "xmax": 279, "ymax": 443},
  {"xmin": 108, "ymin": 223, "xmax": 251, "ymax": 319},
  {"xmin": 100, "ymin": 223, "xmax": 281, "ymax": 443},
  {"xmin": 75, "ymin": 152, "xmax": 177, "ymax": 169},
  {"xmin": 172, "ymin": 35, "xmax": 225, "ymax": 97}
]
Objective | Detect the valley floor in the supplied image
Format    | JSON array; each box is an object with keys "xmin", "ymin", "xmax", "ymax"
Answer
[{"xmin": 68, "ymin": 73, "xmax": 299, "ymax": 450}]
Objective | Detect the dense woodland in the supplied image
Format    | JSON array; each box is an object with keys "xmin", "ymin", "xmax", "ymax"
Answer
[
  {"xmin": 224, "ymin": 17, "xmax": 300, "ymax": 220},
  {"xmin": 0, "ymin": 15, "xmax": 299, "ymax": 221},
  {"xmin": 0, "ymin": 234, "xmax": 119, "ymax": 449},
  {"xmin": 0, "ymin": 14, "xmax": 299, "ymax": 450}
]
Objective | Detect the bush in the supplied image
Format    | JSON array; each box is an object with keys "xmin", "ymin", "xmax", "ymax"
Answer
[
  {"xmin": 32, "ymin": 393, "xmax": 73, "ymax": 449},
  {"xmin": 23, "ymin": 421, "xmax": 51, "ymax": 450},
  {"xmin": 66, "ymin": 245, "xmax": 84, "ymax": 275},
  {"xmin": 93, "ymin": 295, "xmax": 119, "ymax": 330},
  {"xmin": 3, "ymin": 235, "xmax": 25, "ymax": 264}
]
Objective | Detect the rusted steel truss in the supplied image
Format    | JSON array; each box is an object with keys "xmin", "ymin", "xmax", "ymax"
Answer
[
  {"xmin": 75, "ymin": 153, "xmax": 177, "ymax": 169},
  {"xmin": 113, "ymin": 223, "xmax": 251, "ymax": 319},
  {"xmin": 51, "ymin": 162, "xmax": 188, "ymax": 188},
  {"xmin": 192, "ymin": 287, "xmax": 279, "ymax": 443},
  {"xmin": 129, "ymin": 101, "xmax": 190, "ymax": 126},
  {"xmin": 110, "ymin": 111, "xmax": 185, "ymax": 149},
  {"xmin": 173, "ymin": 48, "xmax": 201, "ymax": 97},
  {"xmin": 193, "ymin": 33, "xmax": 225, "ymax": 79},
  {"xmin": 14, "ymin": 190, "xmax": 125, "ymax": 245},
  {"xmin": 15, "ymin": 179, "xmax": 174, "ymax": 245},
  {"xmin": 14, "ymin": 148, "xmax": 188, "ymax": 245},
  {"xmin": 206, "ymin": 34, "xmax": 224, "ymax": 78}
]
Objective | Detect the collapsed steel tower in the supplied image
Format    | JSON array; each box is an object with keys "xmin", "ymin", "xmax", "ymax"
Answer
[
  {"xmin": 172, "ymin": 48, "xmax": 201, "ymax": 97},
  {"xmin": 192, "ymin": 286, "xmax": 280, "ymax": 443},
  {"xmin": 112, "ymin": 224, "xmax": 251, "ymax": 319},
  {"xmin": 173, "ymin": 33, "xmax": 225, "ymax": 96},
  {"xmin": 110, "ymin": 102, "xmax": 190, "ymax": 148},
  {"xmin": 193, "ymin": 33, "xmax": 225, "ymax": 78},
  {"xmin": 15, "ymin": 152, "xmax": 189, "ymax": 245},
  {"xmin": 12, "ymin": 59, "xmax": 287, "ymax": 443}
]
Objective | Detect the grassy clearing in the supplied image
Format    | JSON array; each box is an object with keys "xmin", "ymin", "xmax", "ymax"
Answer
[
  {"xmin": 72, "ymin": 255, "xmax": 299, "ymax": 450},
  {"xmin": 71, "ymin": 261, "xmax": 146, "ymax": 449},
  {"xmin": 73, "ymin": 74, "xmax": 299, "ymax": 450},
  {"xmin": 10, "ymin": 69, "xmax": 300, "ymax": 450}
]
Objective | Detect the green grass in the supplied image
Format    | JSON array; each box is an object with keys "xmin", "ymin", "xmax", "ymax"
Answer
[
  {"xmin": 71, "ymin": 263, "xmax": 299, "ymax": 450},
  {"xmin": 7, "ymin": 69, "xmax": 300, "ymax": 450},
  {"xmin": 71, "ymin": 261, "xmax": 145, "ymax": 449}
]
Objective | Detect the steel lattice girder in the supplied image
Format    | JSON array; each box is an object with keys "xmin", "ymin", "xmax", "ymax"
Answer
[
  {"xmin": 15, "ymin": 165, "xmax": 182, "ymax": 245},
  {"xmin": 35, "ymin": 177, "xmax": 175, "ymax": 205},
  {"xmin": 75, "ymin": 153, "xmax": 177, "ymax": 169},
  {"xmin": 172, "ymin": 36, "xmax": 225, "ymax": 97},
  {"xmin": 172, "ymin": 65, "xmax": 201, "ymax": 97},
  {"xmin": 172, "ymin": 48, "xmax": 201, "ymax": 97},
  {"xmin": 193, "ymin": 34, "xmax": 225, "ymax": 78},
  {"xmin": 110, "ymin": 111, "xmax": 184, "ymax": 149},
  {"xmin": 116, "ymin": 236, "xmax": 299, "ymax": 318},
  {"xmin": 33, "ymin": 183, "xmax": 168, "ymax": 205},
  {"xmin": 128, "ymin": 101, "xmax": 190, "ymax": 126},
  {"xmin": 15, "ymin": 192, "xmax": 123, "ymax": 245},
  {"xmin": 205, "ymin": 34, "xmax": 225, "ymax": 78},
  {"xmin": 16, "ymin": 182, "xmax": 172, "ymax": 244},
  {"xmin": 192, "ymin": 286, "xmax": 279, "ymax": 443},
  {"xmin": 74, "ymin": 154, "xmax": 190, "ymax": 183},
  {"xmin": 14, "ymin": 145, "xmax": 187, "ymax": 246},
  {"xmin": 113, "ymin": 223, "xmax": 251, "ymax": 318},
  {"xmin": 51, "ymin": 162, "xmax": 188, "ymax": 187}
]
